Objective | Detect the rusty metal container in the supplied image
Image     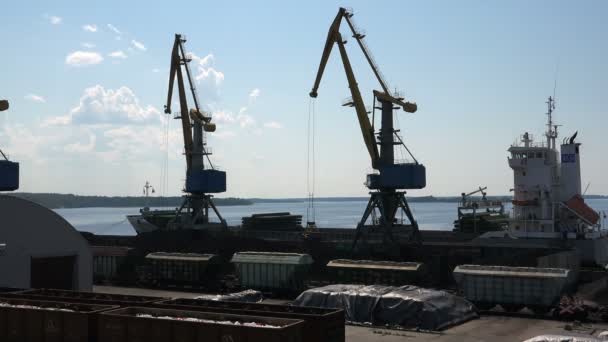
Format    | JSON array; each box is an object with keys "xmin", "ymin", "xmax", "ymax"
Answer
[
  {"xmin": 154, "ymin": 298, "xmax": 344, "ymax": 342},
  {"xmin": 0, "ymin": 297, "xmax": 116, "ymax": 342},
  {"xmin": 9, "ymin": 289, "xmax": 164, "ymax": 306},
  {"xmin": 98, "ymin": 306, "xmax": 303, "ymax": 342}
]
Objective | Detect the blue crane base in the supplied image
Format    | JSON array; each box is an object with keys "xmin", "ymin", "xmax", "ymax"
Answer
[{"xmin": 352, "ymin": 190, "xmax": 421, "ymax": 252}]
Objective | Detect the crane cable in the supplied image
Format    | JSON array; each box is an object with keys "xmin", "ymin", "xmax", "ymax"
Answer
[
  {"xmin": 306, "ymin": 98, "xmax": 316, "ymax": 226},
  {"xmin": 159, "ymin": 113, "xmax": 171, "ymax": 208}
]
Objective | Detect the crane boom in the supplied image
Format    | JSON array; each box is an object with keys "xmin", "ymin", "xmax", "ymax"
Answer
[
  {"xmin": 165, "ymin": 34, "xmax": 195, "ymax": 171},
  {"xmin": 335, "ymin": 34, "xmax": 379, "ymax": 166},
  {"xmin": 309, "ymin": 8, "xmax": 379, "ymax": 166},
  {"xmin": 342, "ymin": 13, "xmax": 390, "ymax": 96}
]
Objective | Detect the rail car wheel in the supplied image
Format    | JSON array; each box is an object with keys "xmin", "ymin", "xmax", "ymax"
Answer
[
  {"xmin": 501, "ymin": 303, "xmax": 524, "ymax": 312},
  {"xmin": 529, "ymin": 305, "xmax": 551, "ymax": 315},
  {"xmin": 475, "ymin": 302, "xmax": 495, "ymax": 311}
]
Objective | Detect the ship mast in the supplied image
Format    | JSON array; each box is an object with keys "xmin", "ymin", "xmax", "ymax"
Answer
[{"xmin": 545, "ymin": 96, "xmax": 558, "ymax": 149}]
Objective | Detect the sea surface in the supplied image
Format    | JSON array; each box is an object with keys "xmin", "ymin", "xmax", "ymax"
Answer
[{"xmin": 54, "ymin": 198, "xmax": 608, "ymax": 236}]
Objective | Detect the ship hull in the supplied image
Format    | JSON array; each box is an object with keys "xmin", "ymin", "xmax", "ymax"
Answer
[{"xmin": 127, "ymin": 215, "xmax": 161, "ymax": 234}]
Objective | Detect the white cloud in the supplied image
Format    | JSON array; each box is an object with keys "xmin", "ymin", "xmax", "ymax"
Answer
[
  {"xmin": 64, "ymin": 133, "xmax": 96, "ymax": 153},
  {"xmin": 108, "ymin": 50, "xmax": 127, "ymax": 59},
  {"xmin": 107, "ymin": 24, "xmax": 121, "ymax": 35},
  {"xmin": 82, "ymin": 24, "xmax": 97, "ymax": 32},
  {"xmin": 131, "ymin": 40, "xmax": 146, "ymax": 51},
  {"xmin": 81, "ymin": 42, "xmax": 96, "ymax": 49},
  {"xmin": 24, "ymin": 94, "xmax": 46, "ymax": 103},
  {"xmin": 212, "ymin": 110, "xmax": 235, "ymax": 124},
  {"xmin": 190, "ymin": 53, "xmax": 224, "ymax": 86},
  {"xmin": 45, "ymin": 85, "xmax": 160, "ymax": 126},
  {"xmin": 65, "ymin": 51, "xmax": 103, "ymax": 66},
  {"xmin": 44, "ymin": 14, "xmax": 62, "ymax": 25},
  {"xmin": 152, "ymin": 68, "xmax": 161, "ymax": 73},
  {"xmin": 263, "ymin": 121, "xmax": 282, "ymax": 129},
  {"xmin": 237, "ymin": 114, "xmax": 255, "ymax": 128},
  {"xmin": 249, "ymin": 88, "xmax": 261, "ymax": 102}
]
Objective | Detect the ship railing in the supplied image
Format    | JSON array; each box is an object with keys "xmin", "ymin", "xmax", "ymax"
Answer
[{"xmin": 460, "ymin": 200, "xmax": 504, "ymax": 209}]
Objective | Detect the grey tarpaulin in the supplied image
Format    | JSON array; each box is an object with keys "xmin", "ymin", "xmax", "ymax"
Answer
[
  {"xmin": 293, "ymin": 284, "xmax": 477, "ymax": 331},
  {"xmin": 195, "ymin": 289, "xmax": 263, "ymax": 303},
  {"xmin": 523, "ymin": 335, "xmax": 603, "ymax": 342}
]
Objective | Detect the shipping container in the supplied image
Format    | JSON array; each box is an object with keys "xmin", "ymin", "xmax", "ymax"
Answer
[
  {"xmin": 326, "ymin": 259, "xmax": 426, "ymax": 286},
  {"xmin": 10, "ymin": 289, "xmax": 164, "ymax": 307},
  {"xmin": 453, "ymin": 265, "xmax": 572, "ymax": 312},
  {"xmin": 0, "ymin": 297, "xmax": 116, "ymax": 342},
  {"xmin": 231, "ymin": 252, "xmax": 313, "ymax": 293},
  {"xmin": 98, "ymin": 306, "xmax": 303, "ymax": 342},
  {"xmin": 154, "ymin": 298, "xmax": 345, "ymax": 342}
]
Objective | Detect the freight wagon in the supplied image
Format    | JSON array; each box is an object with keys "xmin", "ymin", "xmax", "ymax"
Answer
[
  {"xmin": 138, "ymin": 252, "xmax": 221, "ymax": 289},
  {"xmin": 453, "ymin": 265, "xmax": 573, "ymax": 313}
]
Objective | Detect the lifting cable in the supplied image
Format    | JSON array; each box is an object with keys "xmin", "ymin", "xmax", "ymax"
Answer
[
  {"xmin": 159, "ymin": 113, "xmax": 171, "ymax": 208},
  {"xmin": 306, "ymin": 98, "xmax": 317, "ymax": 226}
]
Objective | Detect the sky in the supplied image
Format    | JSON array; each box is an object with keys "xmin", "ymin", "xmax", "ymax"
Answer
[{"xmin": 0, "ymin": 0, "xmax": 606, "ymax": 198}]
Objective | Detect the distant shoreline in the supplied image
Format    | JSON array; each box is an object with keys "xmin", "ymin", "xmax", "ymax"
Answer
[{"xmin": 5, "ymin": 193, "xmax": 607, "ymax": 210}]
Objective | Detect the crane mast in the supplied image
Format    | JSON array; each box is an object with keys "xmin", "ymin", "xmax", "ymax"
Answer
[
  {"xmin": 309, "ymin": 8, "xmax": 426, "ymax": 251},
  {"xmin": 164, "ymin": 34, "xmax": 226, "ymax": 230}
]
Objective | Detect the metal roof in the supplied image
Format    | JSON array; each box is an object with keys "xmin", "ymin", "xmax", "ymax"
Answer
[
  {"xmin": 145, "ymin": 252, "xmax": 217, "ymax": 262},
  {"xmin": 231, "ymin": 252, "xmax": 313, "ymax": 265},
  {"xmin": 327, "ymin": 259, "xmax": 423, "ymax": 271},
  {"xmin": 453, "ymin": 265, "xmax": 570, "ymax": 278}
]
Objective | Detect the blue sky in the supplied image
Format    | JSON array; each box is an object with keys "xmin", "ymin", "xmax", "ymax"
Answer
[{"xmin": 0, "ymin": 0, "xmax": 606, "ymax": 197}]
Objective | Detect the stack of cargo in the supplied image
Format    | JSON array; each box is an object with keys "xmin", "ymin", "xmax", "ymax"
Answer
[
  {"xmin": 241, "ymin": 212, "xmax": 302, "ymax": 231},
  {"xmin": 98, "ymin": 306, "xmax": 304, "ymax": 342},
  {"xmin": 231, "ymin": 252, "xmax": 313, "ymax": 293},
  {"xmin": 152, "ymin": 298, "xmax": 345, "ymax": 342},
  {"xmin": 326, "ymin": 259, "xmax": 427, "ymax": 286},
  {"xmin": 452, "ymin": 265, "xmax": 573, "ymax": 312}
]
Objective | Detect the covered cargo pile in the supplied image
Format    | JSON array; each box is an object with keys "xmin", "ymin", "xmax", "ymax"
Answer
[
  {"xmin": 453, "ymin": 265, "xmax": 573, "ymax": 311},
  {"xmin": 326, "ymin": 259, "xmax": 426, "ymax": 286},
  {"xmin": 231, "ymin": 252, "xmax": 313, "ymax": 292},
  {"xmin": 195, "ymin": 289, "xmax": 263, "ymax": 303},
  {"xmin": 98, "ymin": 306, "xmax": 303, "ymax": 342},
  {"xmin": 241, "ymin": 212, "xmax": 302, "ymax": 231},
  {"xmin": 293, "ymin": 284, "xmax": 476, "ymax": 331},
  {"xmin": 154, "ymin": 298, "xmax": 344, "ymax": 342}
]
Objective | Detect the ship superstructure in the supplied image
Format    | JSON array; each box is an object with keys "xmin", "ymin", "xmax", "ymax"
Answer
[{"xmin": 506, "ymin": 96, "xmax": 600, "ymax": 237}]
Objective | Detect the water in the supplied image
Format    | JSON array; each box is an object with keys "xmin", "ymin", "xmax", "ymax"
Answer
[{"xmin": 54, "ymin": 198, "xmax": 608, "ymax": 236}]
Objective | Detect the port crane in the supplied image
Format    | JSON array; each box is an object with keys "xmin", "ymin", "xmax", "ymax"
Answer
[
  {"xmin": 0, "ymin": 99, "xmax": 19, "ymax": 192},
  {"xmin": 310, "ymin": 8, "xmax": 426, "ymax": 250},
  {"xmin": 164, "ymin": 34, "xmax": 227, "ymax": 229}
]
